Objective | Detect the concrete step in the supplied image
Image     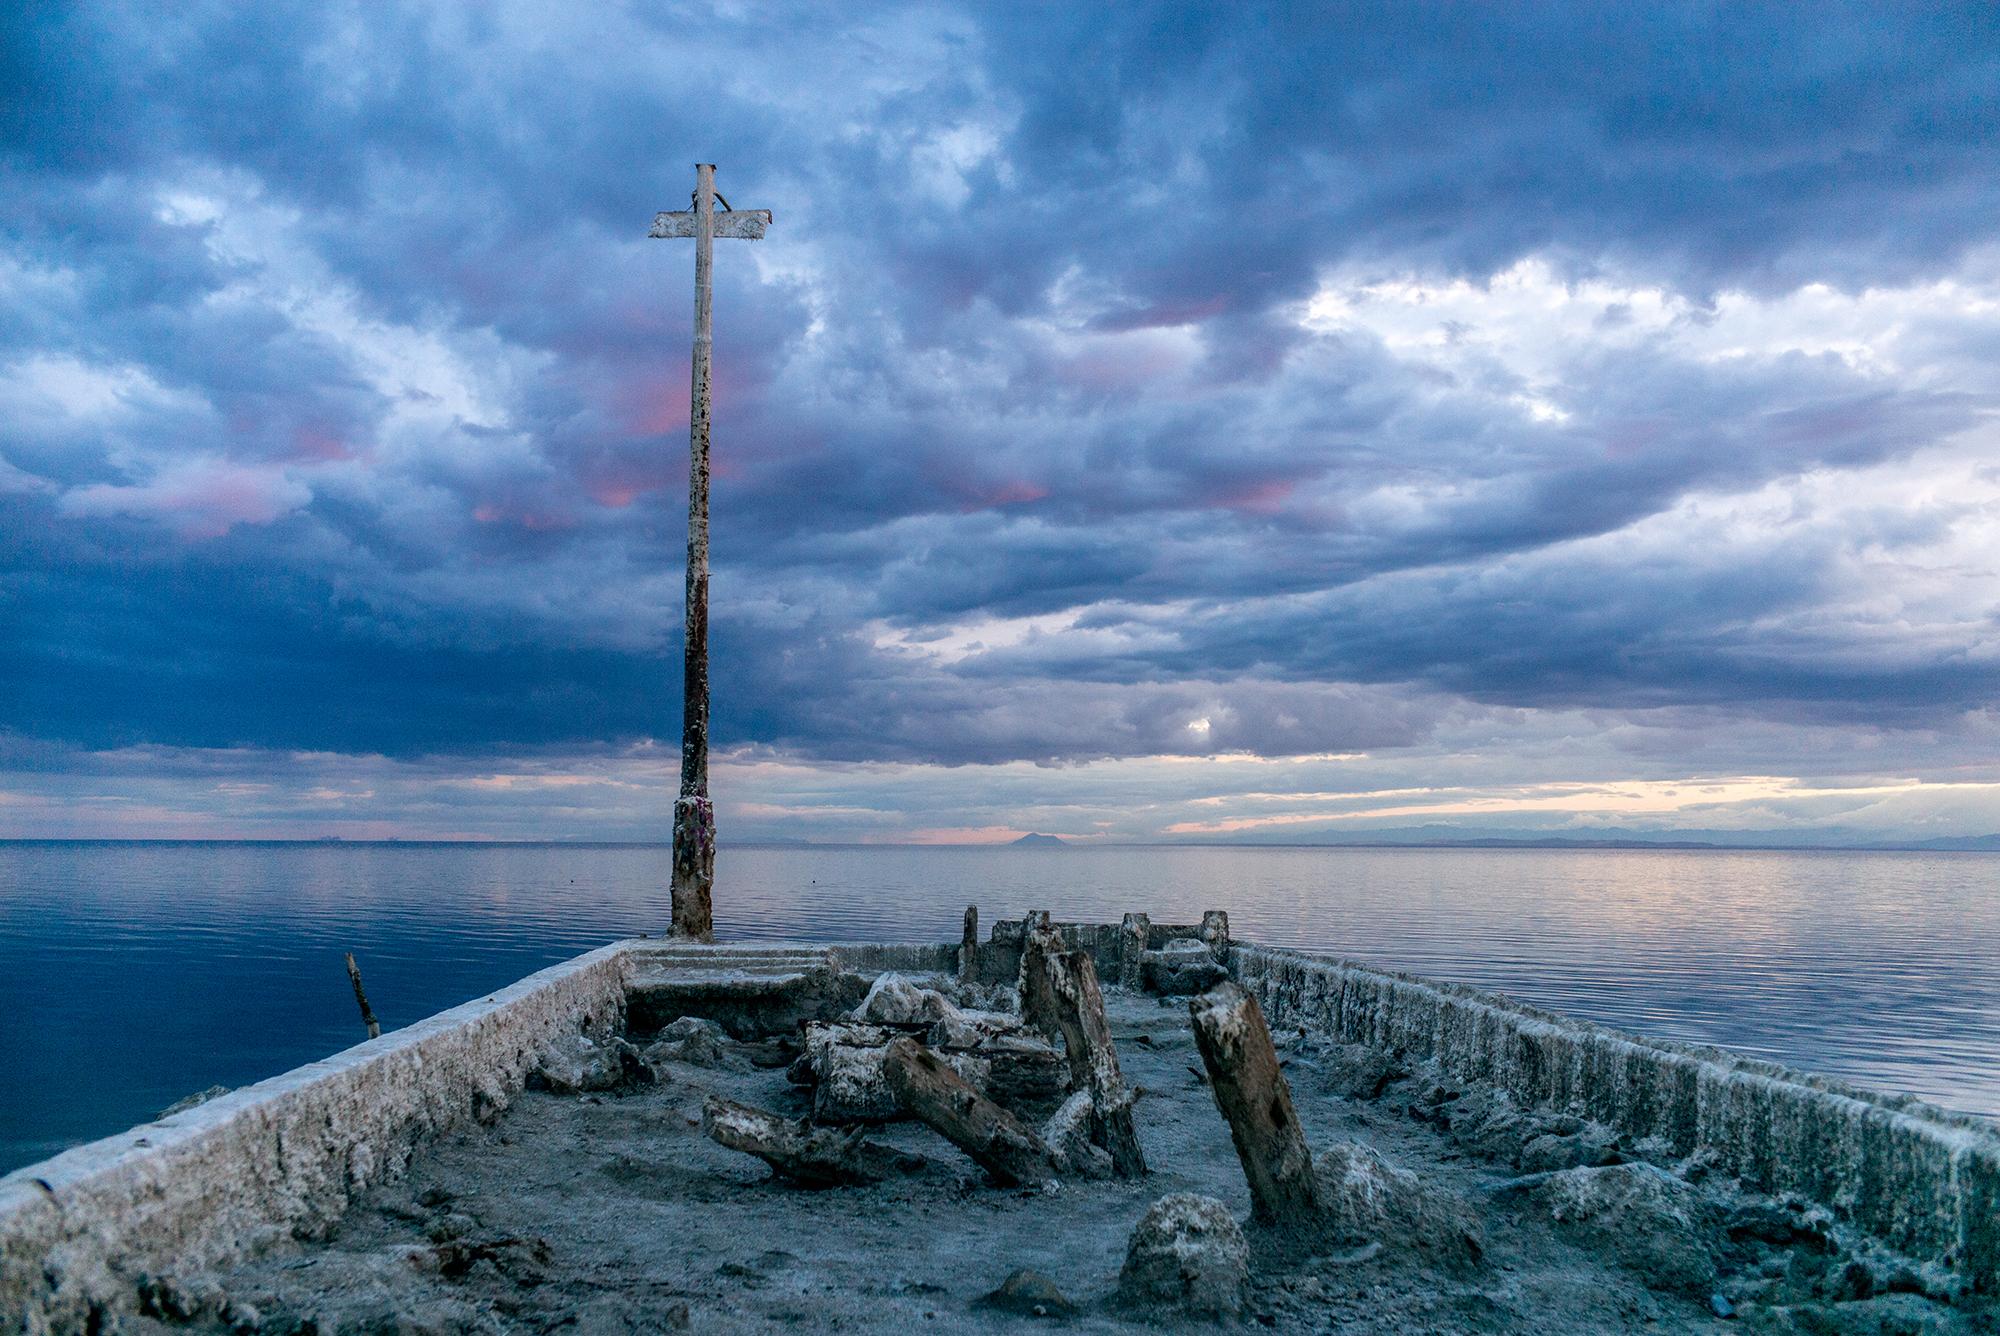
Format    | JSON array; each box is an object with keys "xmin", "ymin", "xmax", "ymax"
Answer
[{"xmin": 623, "ymin": 946, "xmax": 861, "ymax": 1039}]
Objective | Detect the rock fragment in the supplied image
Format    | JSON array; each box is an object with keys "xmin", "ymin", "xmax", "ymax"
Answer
[
  {"xmin": 851, "ymin": 972, "xmax": 959, "ymax": 1028},
  {"xmin": 1498, "ymin": 1162, "xmax": 1715, "ymax": 1294},
  {"xmin": 978, "ymin": 1269, "xmax": 1076, "ymax": 1318},
  {"xmin": 1143, "ymin": 939, "xmax": 1228, "ymax": 994},
  {"xmin": 1517, "ymin": 1121, "xmax": 1622, "ymax": 1173},
  {"xmin": 640, "ymin": 1015, "xmax": 743, "ymax": 1071},
  {"xmin": 1117, "ymin": 1193, "xmax": 1250, "ymax": 1318},
  {"xmin": 531, "ymin": 1033, "xmax": 652, "ymax": 1094},
  {"xmin": 1313, "ymin": 1043, "xmax": 1403, "ymax": 1101},
  {"xmin": 1314, "ymin": 1141, "xmax": 1484, "ymax": 1267}
]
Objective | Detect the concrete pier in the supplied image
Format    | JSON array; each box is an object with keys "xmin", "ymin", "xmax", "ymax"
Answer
[{"xmin": 4, "ymin": 925, "xmax": 1996, "ymax": 1327}]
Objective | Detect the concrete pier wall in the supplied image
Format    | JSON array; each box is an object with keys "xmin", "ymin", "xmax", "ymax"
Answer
[
  {"xmin": 972, "ymin": 912, "xmax": 1217, "ymax": 987},
  {"xmin": 0, "ymin": 941, "xmax": 635, "ymax": 1332},
  {"xmin": 1231, "ymin": 944, "xmax": 2000, "ymax": 1292}
]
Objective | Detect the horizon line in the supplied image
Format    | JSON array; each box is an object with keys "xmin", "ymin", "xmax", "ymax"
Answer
[{"xmin": 2, "ymin": 835, "xmax": 1997, "ymax": 854}]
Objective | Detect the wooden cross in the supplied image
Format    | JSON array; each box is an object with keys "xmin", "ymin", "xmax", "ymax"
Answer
[{"xmin": 650, "ymin": 163, "xmax": 773, "ymax": 940}]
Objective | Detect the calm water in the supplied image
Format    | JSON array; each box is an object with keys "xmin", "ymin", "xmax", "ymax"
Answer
[{"xmin": 3, "ymin": 841, "xmax": 1997, "ymax": 1173}]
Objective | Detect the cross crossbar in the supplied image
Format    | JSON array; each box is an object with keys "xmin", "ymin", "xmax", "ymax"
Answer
[{"xmin": 649, "ymin": 209, "xmax": 772, "ymax": 240}]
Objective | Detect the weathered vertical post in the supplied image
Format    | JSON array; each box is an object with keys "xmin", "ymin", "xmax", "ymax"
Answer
[
  {"xmin": 1200, "ymin": 909, "xmax": 1230, "ymax": 952},
  {"xmin": 960, "ymin": 905, "xmax": 980, "ymax": 985},
  {"xmin": 1118, "ymin": 912, "xmax": 1150, "ymax": 990},
  {"xmin": 1040, "ymin": 947, "xmax": 1148, "ymax": 1177},
  {"xmin": 648, "ymin": 167, "xmax": 773, "ymax": 940},
  {"xmin": 672, "ymin": 162, "xmax": 718, "ymax": 940},
  {"xmin": 1189, "ymin": 981, "xmax": 1321, "ymax": 1228}
]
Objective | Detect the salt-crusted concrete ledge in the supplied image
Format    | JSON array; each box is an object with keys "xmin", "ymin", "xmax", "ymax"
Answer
[
  {"xmin": 0, "ymin": 941, "xmax": 635, "ymax": 1330},
  {"xmin": 1231, "ymin": 943, "xmax": 2000, "ymax": 1293}
]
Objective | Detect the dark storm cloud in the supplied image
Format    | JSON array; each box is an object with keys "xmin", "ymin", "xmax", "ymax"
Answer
[{"xmin": 3, "ymin": 0, "xmax": 1998, "ymax": 777}]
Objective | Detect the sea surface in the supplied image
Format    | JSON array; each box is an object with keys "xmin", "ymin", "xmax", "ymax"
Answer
[{"xmin": 3, "ymin": 840, "xmax": 1997, "ymax": 1174}]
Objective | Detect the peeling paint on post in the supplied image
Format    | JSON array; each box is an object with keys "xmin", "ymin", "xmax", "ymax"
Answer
[{"xmin": 650, "ymin": 164, "xmax": 773, "ymax": 941}]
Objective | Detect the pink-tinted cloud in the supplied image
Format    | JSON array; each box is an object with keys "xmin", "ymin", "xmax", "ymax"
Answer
[{"xmin": 60, "ymin": 459, "xmax": 310, "ymax": 538}]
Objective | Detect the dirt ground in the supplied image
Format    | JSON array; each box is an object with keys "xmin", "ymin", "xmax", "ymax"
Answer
[{"xmin": 134, "ymin": 981, "xmax": 1986, "ymax": 1335}]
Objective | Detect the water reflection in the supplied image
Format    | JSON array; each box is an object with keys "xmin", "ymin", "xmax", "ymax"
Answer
[{"xmin": 2, "ymin": 842, "xmax": 1994, "ymax": 1172}]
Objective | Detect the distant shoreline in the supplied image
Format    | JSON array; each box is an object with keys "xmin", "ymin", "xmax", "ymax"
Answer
[{"xmin": 2, "ymin": 836, "xmax": 1997, "ymax": 853}]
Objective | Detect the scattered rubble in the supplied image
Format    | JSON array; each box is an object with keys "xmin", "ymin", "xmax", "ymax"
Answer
[
  {"xmin": 851, "ymin": 971, "xmax": 960, "ymax": 1028},
  {"xmin": 785, "ymin": 973, "xmax": 1066, "ymax": 1123}
]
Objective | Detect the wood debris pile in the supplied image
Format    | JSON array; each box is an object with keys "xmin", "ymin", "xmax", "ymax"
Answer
[{"xmin": 703, "ymin": 911, "xmax": 1190, "ymax": 1189}]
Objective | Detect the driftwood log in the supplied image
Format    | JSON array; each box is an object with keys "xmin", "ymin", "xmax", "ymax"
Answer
[
  {"xmin": 1037, "ymin": 947, "xmax": 1146, "ymax": 1177},
  {"xmin": 701, "ymin": 1096, "xmax": 923, "ymax": 1188},
  {"xmin": 1189, "ymin": 981, "xmax": 1322, "ymax": 1228},
  {"xmin": 959, "ymin": 905, "xmax": 980, "ymax": 984},
  {"xmin": 882, "ymin": 1036, "xmax": 1055, "ymax": 1186}
]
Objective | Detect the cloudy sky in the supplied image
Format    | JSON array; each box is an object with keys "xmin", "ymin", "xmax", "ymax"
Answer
[{"xmin": 3, "ymin": 2, "xmax": 1999, "ymax": 843}]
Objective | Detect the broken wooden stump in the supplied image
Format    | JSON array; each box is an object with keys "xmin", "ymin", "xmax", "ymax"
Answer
[
  {"xmin": 882, "ymin": 1036, "xmax": 1056, "ymax": 1186},
  {"xmin": 1118, "ymin": 912, "xmax": 1150, "ymax": 990},
  {"xmin": 935, "ymin": 1028, "xmax": 1068, "ymax": 1112},
  {"xmin": 1189, "ymin": 981, "xmax": 1322, "ymax": 1228},
  {"xmin": 793, "ymin": 1021, "xmax": 900, "ymax": 1122},
  {"xmin": 1018, "ymin": 918, "xmax": 1065, "ymax": 1040},
  {"xmin": 959, "ymin": 905, "xmax": 980, "ymax": 985},
  {"xmin": 1041, "ymin": 1090, "xmax": 1113, "ymax": 1179},
  {"xmin": 1037, "ymin": 946, "xmax": 1146, "ymax": 1177},
  {"xmin": 344, "ymin": 951, "xmax": 382, "ymax": 1040},
  {"xmin": 701, "ymin": 1096, "xmax": 923, "ymax": 1188}
]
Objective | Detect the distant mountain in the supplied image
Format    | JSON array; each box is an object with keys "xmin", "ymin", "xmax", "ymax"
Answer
[{"xmin": 1010, "ymin": 833, "xmax": 1070, "ymax": 848}]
